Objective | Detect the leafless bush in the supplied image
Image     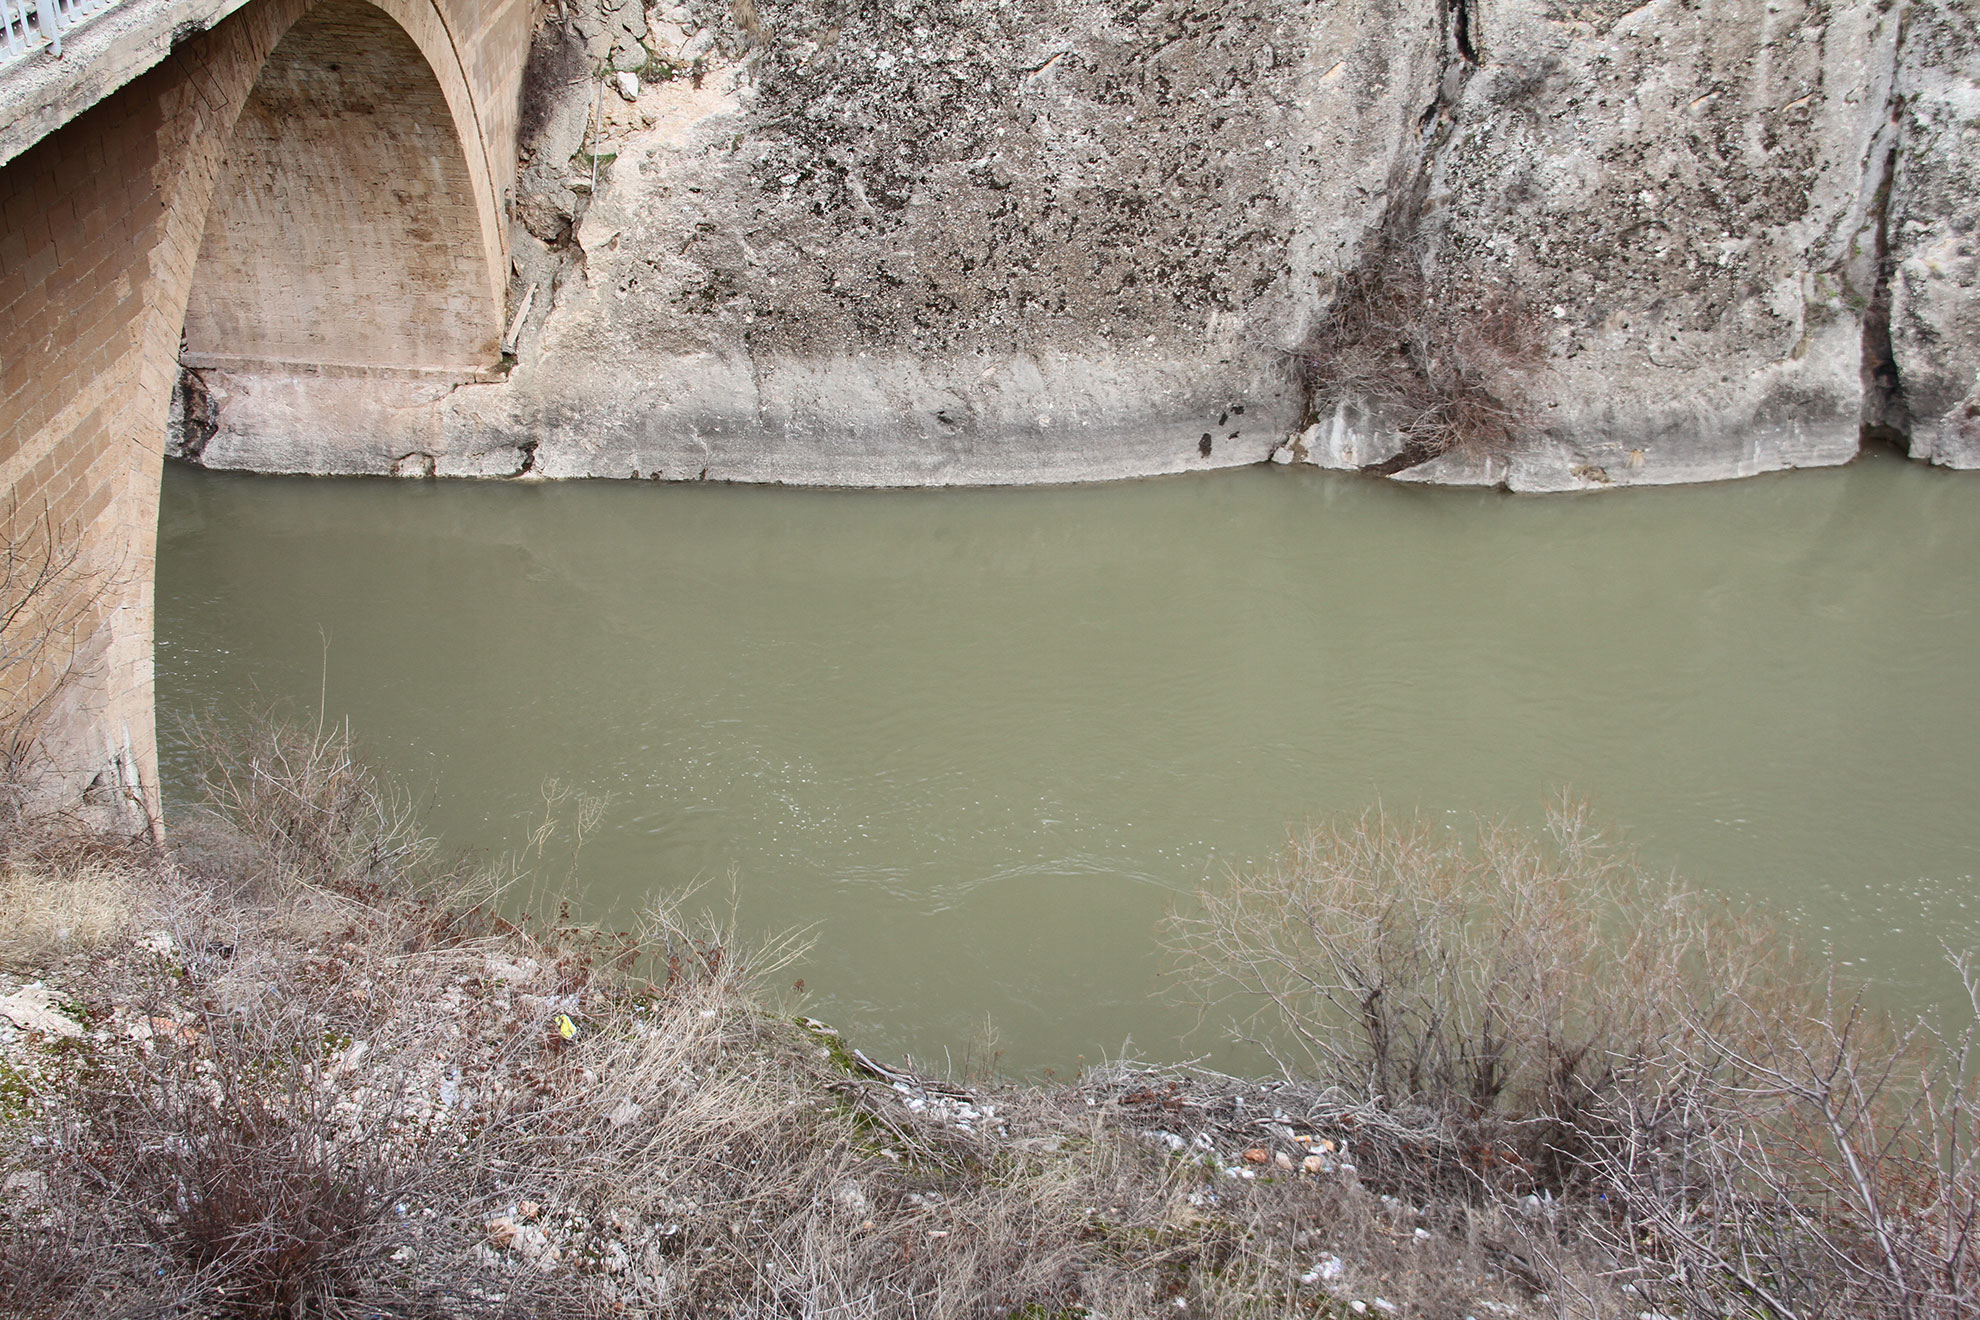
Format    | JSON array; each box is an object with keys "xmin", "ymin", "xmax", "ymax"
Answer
[
  {"xmin": 1175, "ymin": 803, "xmax": 1980, "ymax": 1318},
  {"xmin": 6, "ymin": 934, "xmax": 598, "ymax": 1318},
  {"xmin": 0, "ymin": 1225, "xmax": 95, "ymax": 1320},
  {"xmin": 1299, "ymin": 242, "xmax": 1547, "ymax": 471},
  {"xmin": 0, "ymin": 730, "xmax": 602, "ymax": 1316},
  {"xmin": 1593, "ymin": 967, "xmax": 1980, "ymax": 1319},
  {"xmin": 179, "ymin": 706, "xmax": 488, "ymax": 913},
  {"xmin": 74, "ymin": 1024, "xmax": 425, "ymax": 1316},
  {"xmin": 1172, "ymin": 802, "xmax": 1790, "ymax": 1198}
]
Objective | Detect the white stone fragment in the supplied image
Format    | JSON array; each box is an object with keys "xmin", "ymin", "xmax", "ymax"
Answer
[{"xmin": 0, "ymin": 985, "xmax": 81, "ymax": 1038}]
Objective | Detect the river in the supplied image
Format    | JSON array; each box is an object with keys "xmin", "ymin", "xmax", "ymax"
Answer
[{"xmin": 155, "ymin": 453, "xmax": 1980, "ymax": 1073}]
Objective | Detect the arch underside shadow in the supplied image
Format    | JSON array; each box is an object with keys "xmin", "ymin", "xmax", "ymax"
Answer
[{"xmin": 180, "ymin": 0, "xmax": 504, "ymax": 375}]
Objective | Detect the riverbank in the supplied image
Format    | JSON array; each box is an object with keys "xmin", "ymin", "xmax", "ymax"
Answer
[
  {"xmin": 9, "ymin": 718, "xmax": 1980, "ymax": 1317},
  {"xmin": 1, "ymin": 724, "xmax": 1578, "ymax": 1318},
  {"xmin": 0, "ymin": 862, "xmax": 1568, "ymax": 1319}
]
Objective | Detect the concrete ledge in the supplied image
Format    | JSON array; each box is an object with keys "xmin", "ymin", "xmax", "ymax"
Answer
[
  {"xmin": 180, "ymin": 352, "xmax": 504, "ymax": 382},
  {"xmin": 0, "ymin": 0, "xmax": 251, "ymax": 168},
  {"xmin": 179, "ymin": 348, "xmax": 1304, "ymax": 485}
]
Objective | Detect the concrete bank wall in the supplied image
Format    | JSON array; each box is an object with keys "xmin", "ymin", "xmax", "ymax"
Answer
[{"xmin": 187, "ymin": 0, "xmax": 1980, "ymax": 491}]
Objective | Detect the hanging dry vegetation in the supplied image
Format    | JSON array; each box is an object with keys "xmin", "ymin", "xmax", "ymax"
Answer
[{"xmin": 1298, "ymin": 244, "xmax": 1548, "ymax": 473}]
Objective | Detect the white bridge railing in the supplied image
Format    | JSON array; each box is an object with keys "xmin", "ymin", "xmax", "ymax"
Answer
[{"xmin": 1, "ymin": 0, "xmax": 125, "ymax": 65}]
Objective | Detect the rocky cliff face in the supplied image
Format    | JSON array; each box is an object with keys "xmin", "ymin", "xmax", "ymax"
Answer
[
  {"xmin": 1890, "ymin": 0, "xmax": 1980, "ymax": 467},
  {"xmin": 187, "ymin": 0, "xmax": 1979, "ymax": 490}
]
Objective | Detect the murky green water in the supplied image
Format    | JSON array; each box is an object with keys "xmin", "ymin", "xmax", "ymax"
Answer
[{"xmin": 155, "ymin": 455, "xmax": 1980, "ymax": 1073}]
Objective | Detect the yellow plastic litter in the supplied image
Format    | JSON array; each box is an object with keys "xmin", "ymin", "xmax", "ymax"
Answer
[{"xmin": 554, "ymin": 1013, "xmax": 579, "ymax": 1041}]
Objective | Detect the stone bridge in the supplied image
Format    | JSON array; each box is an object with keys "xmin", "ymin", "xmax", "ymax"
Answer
[{"xmin": 0, "ymin": 0, "xmax": 532, "ymax": 828}]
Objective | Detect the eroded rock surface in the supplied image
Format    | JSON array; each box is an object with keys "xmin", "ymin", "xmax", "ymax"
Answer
[
  {"xmin": 455, "ymin": 0, "xmax": 1328, "ymax": 485},
  {"xmin": 1393, "ymin": 0, "xmax": 1905, "ymax": 489},
  {"xmin": 182, "ymin": 0, "xmax": 1980, "ymax": 488},
  {"xmin": 1889, "ymin": 0, "xmax": 1980, "ymax": 467}
]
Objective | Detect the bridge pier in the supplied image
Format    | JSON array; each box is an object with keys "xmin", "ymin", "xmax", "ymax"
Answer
[{"xmin": 0, "ymin": 0, "xmax": 521, "ymax": 827}]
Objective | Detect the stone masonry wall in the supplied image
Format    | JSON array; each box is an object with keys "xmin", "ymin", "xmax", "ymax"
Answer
[
  {"xmin": 0, "ymin": 82, "xmax": 157, "ymax": 821},
  {"xmin": 0, "ymin": 0, "xmax": 308, "ymax": 826},
  {"xmin": 182, "ymin": 0, "xmax": 503, "ymax": 371}
]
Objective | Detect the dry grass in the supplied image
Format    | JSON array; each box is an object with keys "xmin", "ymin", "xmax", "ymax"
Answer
[{"xmin": 0, "ymin": 860, "xmax": 139, "ymax": 967}]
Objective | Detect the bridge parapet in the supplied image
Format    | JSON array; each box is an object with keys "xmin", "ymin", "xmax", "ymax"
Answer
[
  {"xmin": 2, "ymin": 0, "xmax": 128, "ymax": 65},
  {"xmin": 0, "ymin": 0, "xmax": 251, "ymax": 167},
  {"xmin": 1, "ymin": 0, "xmax": 135, "ymax": 67}
]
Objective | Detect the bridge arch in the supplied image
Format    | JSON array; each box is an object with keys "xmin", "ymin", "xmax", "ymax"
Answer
[
  {"xmin": 177, "ymin": 0, "xmax": 508, "ymax": 376},
  {"xmin": 0, "ymin": 0, "xmax": 526, "ymax": 827}
]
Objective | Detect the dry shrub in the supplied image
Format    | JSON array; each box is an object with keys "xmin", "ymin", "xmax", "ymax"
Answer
[
  {"xmin": 8, "ymin": 953, "xmax": 599, "ymax": 1319},
  {"xmin": 1085, "ymin": 1060, "xmax": 1606, "ymax": 1317},
  {"xmin": 0, "ymin": 715, "xmax": 583, "ymax": 1316},
  {"xmin": 1597, "ymin": 969, "xmax": 1980, "ymax": 1319},
  {"xmin": 179, "ymin": 706, "xmax": 490, "ymax": 917},
  {"xmin": 0, "ymin": 1225, "xmax": 95, "ymax": 1320},
  {"xmin": 75, "ymin": 1026, "xmax": 425, "ymax": 1317},
  {"xmin": 2, "ymin": 894, "xmax": 586, "ymax": 1310},
  {"xmin": 180, "ymin": 707, "xmax": 430, "ymax": 894},
  {"xmin": 1175, "ymin": 803, "xmax": 1980, "ymax": 1318},
  {"xmin": 1299, "ymin": 242, "xmax": 1547, "ymax": 471},
  {"xmin": 1172, "ymin": 802, "xmax": 1787, "ymax": 1197}
]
